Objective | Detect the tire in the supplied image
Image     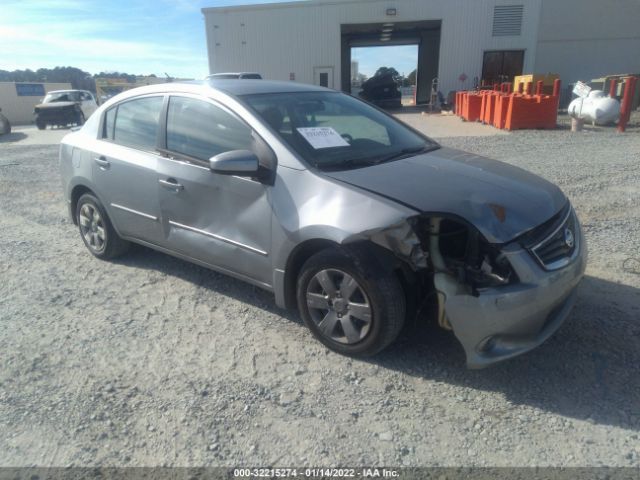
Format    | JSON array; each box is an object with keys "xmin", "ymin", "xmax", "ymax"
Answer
[
  {"xmin": 76, "ymin": 193, "xmax": 129, "ymax": 259},
  {"xmin": 36, "ymin": 118, "xmax": 46, "ymax": 130},
  {"xmin": 296, "ymin": 246, "xmax": 405, "ymax": 357},
  {"xmin": 76, "ymin": 111, "xmax": 85, "ymax": 126},
  {"xmin": 0, "ymin": 114, "xmax": 10, "ymax": 135}
]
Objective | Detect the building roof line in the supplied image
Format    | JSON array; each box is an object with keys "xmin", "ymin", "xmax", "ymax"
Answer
[{"xmin": 202, "ymin": 0, "xmax": 393, "ymax": 14}]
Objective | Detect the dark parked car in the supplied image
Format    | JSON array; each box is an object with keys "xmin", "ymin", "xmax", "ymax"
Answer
[
  {"xmin": 206, "ymin": 72, "xmax": 263, "ymax": 80},
  {"xmin": 358, "ymin": 73, "xmax": 402, "ymax": 108},
  {"xmin": 59, "ymin": 80, "xmax": 586, "ymax": 368}
]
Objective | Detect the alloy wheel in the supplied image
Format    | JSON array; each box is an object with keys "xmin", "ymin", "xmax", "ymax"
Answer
[
  {"xmin": 306, "ymin": 268, "xmax": 372, "ymax": 344},
  {"xmin": 79, "ymin": 203, "xmax": 106, "ymax": 253}
]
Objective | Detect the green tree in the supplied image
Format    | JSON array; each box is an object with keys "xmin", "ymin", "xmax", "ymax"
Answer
[
  {"xmin": 374, "ymin": 66, "xmax": 400, "ymax": 80},
  {"xmin": 0, "ymin": 67, "xmax": 94, "ymax": 91},
  {"xmin": 406, "ymin": 69, "xmax": 417, "ymax": 86},
  {"xmin": 0, "ymin": 67, "xmax": 163, "ymax": 94}
]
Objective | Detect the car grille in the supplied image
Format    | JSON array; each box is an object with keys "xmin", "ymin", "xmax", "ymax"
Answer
[
  {"xmin": 36, "ymin": 106, "xmax": 76, "ymax": 121},
  {"xmin": 530, "ymin": 208, "xmax": 577, "ymax": 270}
]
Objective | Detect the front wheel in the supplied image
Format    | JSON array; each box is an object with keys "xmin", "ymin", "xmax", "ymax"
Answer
[
  {"xmin": 76, "ymin": 111, "xmax": 85, "ymax": 126},
  {"xmin": 76, "ymin": 193, "xmax": 129, "ymax": 259},
  {"xmin": 36, "ymin": 118, "xmax": 46, "ymax": 130},
  {"xmin": 0, "ymin": 114, "xmax": 10, "ymax": 135},
  {"xmin": 296, "ymin": 247, "xmax": 405, "ymax": 357}
]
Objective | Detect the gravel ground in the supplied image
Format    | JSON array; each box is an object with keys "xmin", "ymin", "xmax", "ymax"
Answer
[{"xmin": 0, "ymin": 126, "xmax": 639, "ymax": 468}]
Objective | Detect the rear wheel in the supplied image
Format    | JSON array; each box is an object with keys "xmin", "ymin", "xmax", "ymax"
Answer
[
  {"xmin": 296, "ymin": 247, "xmax": 405, "ymax": 356},
  {"xmin": 76, "ymin": 193, "xmax": 129, "ymax": 259}
]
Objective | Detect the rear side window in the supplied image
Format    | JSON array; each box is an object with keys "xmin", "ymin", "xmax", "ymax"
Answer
[
  {"xmin": 112, "ymin": 96, "xmax": 163, "ymax": 150},
  {"xmin": 166, "ymin": 96, "xmax": 252, "ymax": 162},
  {"xmin": 103, "ymin": 108, "xmax": 116, "ymax": 139}
]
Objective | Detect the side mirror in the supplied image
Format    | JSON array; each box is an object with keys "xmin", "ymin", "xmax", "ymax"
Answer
[{"xmin": 209, "ymin": 150, "xmax": 259, "ymax": 176}]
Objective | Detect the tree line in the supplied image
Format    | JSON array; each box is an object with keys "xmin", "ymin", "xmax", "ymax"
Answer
[
  {"xmin": 0, "ymin": 67, "xmax": 158, "ymax": 93},
  {"xmin": 373, "ymin": 67, "xmax": 417, "ymax": 87}
]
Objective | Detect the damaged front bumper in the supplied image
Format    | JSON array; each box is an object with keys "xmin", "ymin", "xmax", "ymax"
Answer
[{"xmin": 440, "ymin": 216, "xmax": 587, "ymax": 368}]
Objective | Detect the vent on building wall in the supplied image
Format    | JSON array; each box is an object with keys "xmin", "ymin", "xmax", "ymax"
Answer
[{"xmin": 492, "ymin": 5, "xmax": 523, "ymax": 36}]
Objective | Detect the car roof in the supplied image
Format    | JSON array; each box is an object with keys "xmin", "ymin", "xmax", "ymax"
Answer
[
  {"xmin": 96, "ymin": 80, "xmax": 333, "ymax": 111},
  {"xmin": 47, "ymin": 89, "xmax": 89, "ymax": 94},
  {"xmin": 108, "ymin": 80, "xmax": 330, "ymax": 99},
  {"xmin": 206, "ymin": 79, "xmax": 327, "ymax": 95}
]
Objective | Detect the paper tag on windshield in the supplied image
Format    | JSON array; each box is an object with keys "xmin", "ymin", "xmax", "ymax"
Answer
[{"xmin": 296, "ymin": 127, "xmax": 350, "ymax": 149}]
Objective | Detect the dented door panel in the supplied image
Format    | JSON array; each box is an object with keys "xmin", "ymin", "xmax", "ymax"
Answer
[{"xmin": 157, "ymin": 157, "xmax": 273, "ymax": 286}]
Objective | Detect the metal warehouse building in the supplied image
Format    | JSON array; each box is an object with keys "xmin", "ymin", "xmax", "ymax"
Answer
[{"xmin": 202, "ymin": 0, "xmax": 640, "ymax": 103}]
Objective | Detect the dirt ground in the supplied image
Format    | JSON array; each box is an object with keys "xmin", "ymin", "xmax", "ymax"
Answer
[{"xmin": 1, "ymin": 122, "xmax": 639, "ymax": 468}]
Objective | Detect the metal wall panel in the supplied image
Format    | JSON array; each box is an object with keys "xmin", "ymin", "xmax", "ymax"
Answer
[
  {"xmin": 0, "ymin": 82, "xmax": 71, "ymax": 125},
  {"xmin": 203, "ymin": 0, "xmax": 542, "ymax": 95},
  {"xmin": 534, "ymin": 0, "xmax": 640, "ymax": 86}
]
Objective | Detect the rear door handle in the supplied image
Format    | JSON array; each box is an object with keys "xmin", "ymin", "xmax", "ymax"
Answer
[
  {"xmin": 94, "ymin": 156, "xmax": 110, "ymax": 169},
  {"xmin": 159, "ymin": 178, "xmax": 184, "ymax": 192}
]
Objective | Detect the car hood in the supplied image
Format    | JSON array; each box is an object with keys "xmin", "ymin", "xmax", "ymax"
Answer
[
  {"xmin": 323, "ymin": 147, "xmax": 567, "ymax": 244},
  {"xmin": 35, "ymin": 102, "xmax": 77, "ymax": 109}
]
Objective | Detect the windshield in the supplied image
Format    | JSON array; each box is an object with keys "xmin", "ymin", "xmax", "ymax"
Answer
[
  {"xmin": 43, "ymin": 92, "xmax": 79, "ymax": 103},
  {"xmin": 243, "ymin": 91, "xmax": 438, "ymax": 170}
]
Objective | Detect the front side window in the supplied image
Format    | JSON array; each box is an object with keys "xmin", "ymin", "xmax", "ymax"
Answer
[
  {"xmin": 243, "ymin": 91, "xmax": 438, "ymax": 170},
  {"xmin": 112, "ymin": 96, "xmax": 163, "ymax": 150},
  {"xmin": 166, "ymin": 96, "xmax": 252, "ymax": 162}
]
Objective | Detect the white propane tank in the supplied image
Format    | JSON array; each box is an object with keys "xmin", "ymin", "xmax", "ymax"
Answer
[{"xmin": 568, "ymin": 90, "xmax": 620, "ymax": 125}]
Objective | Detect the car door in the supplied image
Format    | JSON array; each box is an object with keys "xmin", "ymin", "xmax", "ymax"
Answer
[
  {"xmin": 80, "ymin": 91, "xmax": 98, "ymax": 118},
  {"xmin": 91, "ymin": 95, "xmax": 165, "ymax": 244},
  {"xmin": 156, "ymin": 94, "xmax": 273, "ymax": 286}
]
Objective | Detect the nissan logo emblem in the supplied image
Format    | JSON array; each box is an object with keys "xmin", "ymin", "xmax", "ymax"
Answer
[{"xmin": 564, "ymin": 228, "xmax": 575, "ymax": 249}]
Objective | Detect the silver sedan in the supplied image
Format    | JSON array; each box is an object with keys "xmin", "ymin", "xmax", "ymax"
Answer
[{"xmin": 59, "ymin": 80, "xmax": 586, "ymax": 367}]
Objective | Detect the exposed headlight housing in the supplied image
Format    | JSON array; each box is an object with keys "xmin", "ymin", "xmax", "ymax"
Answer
[{"xmin": 413, "ymin": 216, "xmax": 517, "ymax": 293}]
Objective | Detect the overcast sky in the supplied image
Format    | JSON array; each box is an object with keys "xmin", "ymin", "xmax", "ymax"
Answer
[{"xmin": 1, "ymin": 0, "xmax": 417, "ymax": 79}]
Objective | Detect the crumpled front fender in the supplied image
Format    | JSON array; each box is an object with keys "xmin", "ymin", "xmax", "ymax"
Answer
[{"xmin": 344, "ymin": 218, "xmax": 427, "ymax": 269}]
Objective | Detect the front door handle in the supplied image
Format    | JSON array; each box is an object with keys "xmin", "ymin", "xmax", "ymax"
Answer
[
  {"xmin": 159, "ymin": 178, "xmax": 184, "ymax": 192},
  {"xmin": 94, "ymin": 156, "xmax": 110, "ymax": 169}
]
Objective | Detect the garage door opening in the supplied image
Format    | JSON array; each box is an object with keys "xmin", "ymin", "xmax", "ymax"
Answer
[
  {"xmin": 341, "ymin": 20, "xmax": 441, "ymax": 106},
  {"xmin": 350, "ymin": 45, "xmax": 418, "ymax": 108}
]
